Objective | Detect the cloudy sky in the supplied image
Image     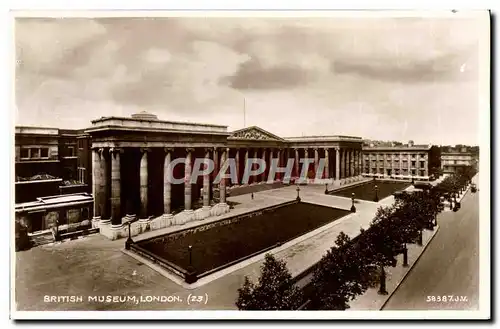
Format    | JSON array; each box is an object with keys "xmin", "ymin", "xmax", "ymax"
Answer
[{"xmin": 15, "ymin": 14, "xmax": 485, "ymax": 145}]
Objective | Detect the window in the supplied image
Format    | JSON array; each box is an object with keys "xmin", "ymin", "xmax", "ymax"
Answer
[
  {"xmin": 411, "ymin": 161, "xmax": 416, "ymax": 167},
  {"xmin": 41, "ymin": 148, "xmax": 49, "ymax": 158},
  {"xmin": 20, "ymin": 148, "xmax": 29, "ymax": 159},
  {"xmin": 412, "ymin": 169, "xmax": 416, "ymax": 175},
  {"xmin": 67, "ymin": 146, "xmax": 75, "ymax": 157},
  {"xmin": 420, "ymin": 161, "xmax": 425, "ymax": 168},
  {"xmin": 30, "ymin": 148, "xmax": 40, "ymax": 158}
]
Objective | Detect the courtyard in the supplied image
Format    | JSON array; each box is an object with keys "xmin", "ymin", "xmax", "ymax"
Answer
[
  {"xmin": 329, "ymin": 180, "xmax": 411, "ymax": 202},
  {"xmin": 138, "ymin": 202, "xmax": 350, "ymax": 275}
]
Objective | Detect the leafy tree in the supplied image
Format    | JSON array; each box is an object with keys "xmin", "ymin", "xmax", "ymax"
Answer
[
  {"xmin": 236, "ymin": 254, "xmax": 303, "ymax": 310},
  {"xmin": 310, "ymin": 232, "xmax": 372, "ymax": 310}
]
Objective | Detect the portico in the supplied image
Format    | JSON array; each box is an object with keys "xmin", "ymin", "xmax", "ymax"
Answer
[
  {"xmin": 86, "ymin": 111, "xmax": 232, "ymax": 239},
  {"xmin": 86, "ymin": 112, "xmax": 364, "ymax": 240}
]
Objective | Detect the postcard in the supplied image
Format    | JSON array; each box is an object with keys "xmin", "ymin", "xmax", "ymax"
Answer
[{"xmin": 10, "ymin": 9, "xmax": 491, "ymax": 320}]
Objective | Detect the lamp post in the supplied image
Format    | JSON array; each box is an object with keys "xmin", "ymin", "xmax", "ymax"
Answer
[
  {"xmin": 125, "ymin": 217, "xmax": 138, "ymax": 250},
  {"xmin": 296, "ymin": 185, "xmax": 301, "ymax": 202},
  {"xmin": 402, "ymin": 242, "xmax": 408, "ymax": 267},
  {"xmin": 188, "ymin": 245, "xmax": 193, "ymax": 267},
  {"xmin": 325, "ymin": 183, "xmax": 328, "ymax": 194},
  {"xmin": 374, "ymin": 185, "xmax": 379, "ymax": 202},
  {"xmin": 185, "ymin": 244, "xmax": 198, "ymax": 284},
  {"xmin": 350, "ymin": 192, "xmax": 356, "ymax": 212}
]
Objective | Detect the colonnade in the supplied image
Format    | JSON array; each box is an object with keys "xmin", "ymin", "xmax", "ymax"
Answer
[{"xmin": 91, "ymin": 146, "xmax": 363, "ymax": 226}]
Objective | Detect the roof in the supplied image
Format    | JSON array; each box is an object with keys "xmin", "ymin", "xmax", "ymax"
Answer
[{"xmin": 15, "ymin": 193, "xmax": 93, "ymax": 212}]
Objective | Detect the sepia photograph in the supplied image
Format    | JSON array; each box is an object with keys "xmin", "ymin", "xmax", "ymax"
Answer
[{"xmin": 10, "ymin": 9, "xmax": 490, "ymax": 320}]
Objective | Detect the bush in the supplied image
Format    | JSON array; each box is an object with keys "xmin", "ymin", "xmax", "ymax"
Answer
[{"xmin": 236, "ymin": 254, "xmax": 304, "ymax": 310}]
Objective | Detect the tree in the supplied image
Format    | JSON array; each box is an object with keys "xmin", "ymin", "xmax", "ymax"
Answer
[
  {"xmin": 310, "ymin": 232, "xmax": 372, "ymax": 310},
  {"xmin": 236, "ymin": 254, "xmax": 303, "ymax": 310}
]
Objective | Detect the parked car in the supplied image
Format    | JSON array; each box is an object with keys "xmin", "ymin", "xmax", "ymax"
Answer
[{"xmin": 471, "ymin": 183, "xmax": 477, "ymax": 193}]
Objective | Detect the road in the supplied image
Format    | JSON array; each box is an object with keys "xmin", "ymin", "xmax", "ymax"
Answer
[{"xmin": 383, "ymin": 177, "xmax": 480, "ymax": 310}]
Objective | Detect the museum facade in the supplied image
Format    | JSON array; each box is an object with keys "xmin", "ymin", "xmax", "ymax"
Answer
[{"xmin": 84, "ymin": 111, "xmax": 364, "ymax": 239}]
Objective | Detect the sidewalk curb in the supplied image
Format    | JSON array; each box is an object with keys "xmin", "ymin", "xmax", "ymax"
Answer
[{"xmin": 379, "ymin": 225, "xmax": 441, "ymax": 310}]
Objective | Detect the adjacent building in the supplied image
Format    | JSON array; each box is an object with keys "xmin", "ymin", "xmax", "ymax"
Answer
[
  {"xmin": 361, "ymin": 140, "xmax": 441, "ymax": 180},
  {"xmin": 441, "ymin": 146, "xmax": 478, "ymax": 174},
  {"xmin": 15, "ymin": 126, "xmax": 92, "ymax": 203}
]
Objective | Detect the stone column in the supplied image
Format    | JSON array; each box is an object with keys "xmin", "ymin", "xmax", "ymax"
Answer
[
  {"xmin": 110, "ymin": 148, "xmax": 122, "ymax": 226},
  {"xmin": 294, "ymin": 148, "xmax": 299, "ymax": 178},
  {"xmin": 272, "ymin": 149, "xmax": 280, "ymax": 183},
  {"xmin": 139, "ymin": 148, "xmax": 149, "ymax": 219},
  {"xmin": 354, "ymin": 150, "xmax": 357, "ymax": 177},
  {"xmin": 235, "ymin": 148, "xmax": 240, "ymax": 184},
  {"xmin": 324, "ymin": 148, "xmax": 329, "ymax": 179},
  {"xmin": 340, "ymin": 149, "xmax": 347, "ymax": 179},
  {"xmin": 213, "ymin": 147, "xmax": 219, "ymax": 182},
  {"xmin": 276, "ymin": 148, "xmax": 282, "ymax": 181},
  {"xmin": 350, "ymin": 150, "xmax": 354, "ymax": 178},
  {"xmin": 244, "ymin": 149, "xmax": 249, "ymax": 185},
  {"xmin": 184, "ymin": 148, "xmax": 193, "ymax": 211},
  {"xmin": 163, "ymin": 148, "xmax": 172, "ymax": 216},
  {"xmin": 314, "ymin": 148, "xmax": 319, "ymax": 175},
  {"xmin": 220, "ymin": 148, "xmax": 227, "ymax": 204},
  {"xmin": 252, "ymin": 149, "xmax": 258, "ymax": 184},
  {"xmin": 203, "ymin": 148, "xmax": 210, "ymax": 208},
  {"xmin": 262, "ymin": 148, "xmax": 267, "ymax": 183},
  {"xmin": 92, "ymin": 148, "xmax": 101, "ymax": 219},
  {"xmin": 99, "ymin": 148, "xmax": 110, "ymax": 224},
  {"xmin": 336, "ymin": 148, "xmax": 341, "ymax": 180},
  {"xmin": 304, "ymin": 148, "xmax": 309, "ymax": 180}
]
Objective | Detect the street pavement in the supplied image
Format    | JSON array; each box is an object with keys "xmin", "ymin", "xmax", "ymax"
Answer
[{"xmin": 383, "ymin": 177, "xmax": 480, "ymax": 310}]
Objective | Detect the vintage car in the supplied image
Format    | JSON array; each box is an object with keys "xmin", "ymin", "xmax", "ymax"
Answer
[{"xmin": 471, "ymin": 183, "xmax": 477, "ymax": 193}]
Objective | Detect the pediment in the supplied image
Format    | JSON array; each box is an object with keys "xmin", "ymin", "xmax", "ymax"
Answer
[{"xmin": 229, "ymin": 126, "xmax": 284, "ymax": 142}]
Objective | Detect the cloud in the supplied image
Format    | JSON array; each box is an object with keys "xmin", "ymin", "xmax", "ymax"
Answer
[{"xmin": 14, "ymin": 15, "xmax": 484, "ymax": 145}]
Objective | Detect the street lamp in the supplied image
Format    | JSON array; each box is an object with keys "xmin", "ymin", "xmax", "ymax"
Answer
[
  {"xmin": 350, "ymin": 192, "xmax": 356, "ymax": 212},
  {"xmin": 296, "ymin": 185, "xmax": 301, "ymax": 202},
  {"xmin": 374, "ymin": 185, "xmax": 379, "ymax": 202},
  {"xmin": 402, "ymin": 242, "xmax": 409, "ymax": 267},
  {"xmin": 185, "ymin": 244, "xmax": 198, "ymax": 284},
  {"xmin": 188, "ymin": 245, "xmax": 193, "ymax": 267},
  {"xmin": 125, "ymin": 217, "xmax": 138, "ymax": 250}
]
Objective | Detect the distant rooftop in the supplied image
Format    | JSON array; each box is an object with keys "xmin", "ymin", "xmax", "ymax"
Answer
[{"xmin": 15, "ymin": 126, "xmax": 85, "ymax": 136}]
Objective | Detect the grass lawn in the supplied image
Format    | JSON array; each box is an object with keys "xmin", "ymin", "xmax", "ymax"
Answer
[
  {"xmin": 330, "ymin": 180, "xmax": 411, "ymax": 202},
  {"xmin": 139, "ymin": 202, "xmax": 350, "ymax": 274}
]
